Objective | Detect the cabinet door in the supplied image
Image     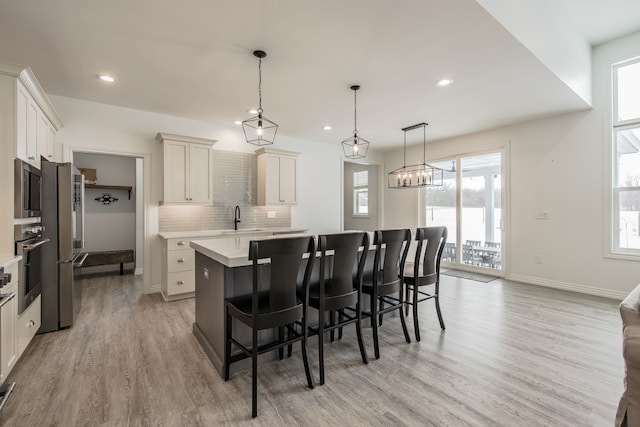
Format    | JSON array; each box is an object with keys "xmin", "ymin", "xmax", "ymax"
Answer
[
  {"xmin": 16, "ymin": 84, "xmax": 28, "ymax": 161},
  {"xmin": 164, "ymin": 141, "xmax": 189, "ymax": 203},
  {"xmin": 47, "ymin": 123, "xmax": 56, "ymax": 161},
  {"xmin": 279, "ymin": 156, "xmax": 297, "ymax": 204},
  {"xmin": 189, "ymin": 143, "xmax": 212, "ymax": 203},
  {"xmin": 0, "ymin": 289, "xmax": 18, "ymax": 383},
  {"xmin": 26, "ymin": 98, "xmax": 39, "ymax": 167},
  {"xmin": 37, "ymin": 114, "xmax": 55, "ymax": 162},
  {"xmin": 264, "ymin": 155, "xmax": 281, "ymax": 204}
]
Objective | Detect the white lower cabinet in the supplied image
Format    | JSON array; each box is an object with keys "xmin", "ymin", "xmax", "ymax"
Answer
[
  {"xmin": 0, "ymin": 285, "xmax": 18, "ymax": 384},
  {"xmin": 161, "ymin": 239, "xmax": 196, "ymax": 301},
  {"xmin": 17, "ymin": 295, "xmax": 41, "ymax": 357}
]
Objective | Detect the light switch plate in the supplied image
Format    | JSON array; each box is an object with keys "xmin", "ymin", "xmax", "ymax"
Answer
[
  {"xmin": 535, "ymin": 211, "xmax": 550, "ymax": 220},
  {"xmin": 267, "ymin": 211, "xmax": 276, "ymax": 218}
]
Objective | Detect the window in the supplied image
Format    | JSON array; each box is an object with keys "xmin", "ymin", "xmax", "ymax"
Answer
[
  {"xmin": 612, "ymin": 58, "xmax": 640, "ymax": 254},
  {"xmin": 353, "ymin": 170, "xmax": 368, "ymax": 216}
]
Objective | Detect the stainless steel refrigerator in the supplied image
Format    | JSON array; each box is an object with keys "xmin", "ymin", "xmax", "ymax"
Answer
[{"xmin": 40, "ymin": 160, "xmax": 87, "ymax": 333}]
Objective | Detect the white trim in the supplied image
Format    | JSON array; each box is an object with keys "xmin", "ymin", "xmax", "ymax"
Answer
[
  {"xmin": 508, "ymin": 273, "xmax": 626, "ymax": 301},
  {"xmin": 63, "ymin": 144, "xmax": 154, "ymax": 295},
  {"xmin": 342, "ymin": 156, "xmax": 384, "ymax": 230}
]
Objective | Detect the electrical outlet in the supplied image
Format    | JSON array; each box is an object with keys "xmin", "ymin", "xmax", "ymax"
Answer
[
  {"xmin": 267, "ymin": 211, "xmax": 276, "ymax": 218},
  {"xmin": 535, "ymin": 255, "xmax": 542, "ymax": 264},
  {"xmin": 535, "ymin": 211, "xmax": 550, "ymax": 220}
]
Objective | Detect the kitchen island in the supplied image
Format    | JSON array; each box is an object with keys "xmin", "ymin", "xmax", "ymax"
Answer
[{"xmin": 190, "ymin": 234, "xmax": 310, "ymax": 376}]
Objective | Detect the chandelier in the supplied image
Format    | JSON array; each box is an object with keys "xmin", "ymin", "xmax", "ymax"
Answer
[
  {"xmin": 242, "ymin": 50, "xmax": 278, "ymax": 146},
  {"xmin": 341, "ymin": 85, "xmax": 370, "ymax": 159},
  {"xmin": 388, "ymin": 123, "xmax": 443, "ymax": 188}
]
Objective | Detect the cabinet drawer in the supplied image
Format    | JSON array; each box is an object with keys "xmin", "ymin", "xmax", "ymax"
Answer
[
  {"xmin": 167, "ymin": 238, "xmax": 191, "ymax": 251},
  {"xmin": 18, "ymin": 295, "xmax": 41, "ymax": 356},
  {"xmin": 167, "ymin": 271, "xmax": 195, "ymax": 295},
  {"xmin": 167, "ymin": 249, "xmax": 194, "ymax": 272}
]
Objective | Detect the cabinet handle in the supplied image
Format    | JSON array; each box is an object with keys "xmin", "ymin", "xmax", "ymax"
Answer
[
  {"xmin": 47, "ymin": 154, "xmax": 52, "ymax": 158},
  {"xmin": 28, "ymin": 320, "xmax": 35, "ymax": 327},
  {"xmin": 177, "ymin": 241, "xmax": 186, "ymax": 246},
  {"xmin": 28, "ymin": 156, "xmax": 35, "ymax": 160},
  {"xmin": 279, "ymin": 199, "xmax": 284, "ymax": 202},
  {"xmin": 177, "ymin": 280, "xmax": 185, "ymax": 285},
  {"xmin": 177, "ymin": 258, "xmax": 185, "ymax": 263}
]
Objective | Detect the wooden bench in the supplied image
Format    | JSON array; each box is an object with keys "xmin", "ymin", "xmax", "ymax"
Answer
[{"xmin": 83, "ymin": 250, "xmax": 135, "ymax": 275}]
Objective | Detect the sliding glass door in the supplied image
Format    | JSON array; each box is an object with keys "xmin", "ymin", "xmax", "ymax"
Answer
[{"xmin": 425, "ymin": 151, "xmax": 503, "ymax": 272}]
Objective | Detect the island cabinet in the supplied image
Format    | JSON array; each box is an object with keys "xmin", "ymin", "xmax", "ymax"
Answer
[
  {"xmin": 256, "ymin": 148, "xmax": 299, "ymax": 205},
  {"xmin": 156, "ymin": 133, "xmax": 216, "ymax": 204},
  {"xmin": 0, "ymin": 260, "xmax": 19, "ymax": 385}
]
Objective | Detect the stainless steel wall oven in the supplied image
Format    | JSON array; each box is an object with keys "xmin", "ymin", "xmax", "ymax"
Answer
[{"xmin": 14, "ymin": 224, "xmax": 49, "ymax": 314}]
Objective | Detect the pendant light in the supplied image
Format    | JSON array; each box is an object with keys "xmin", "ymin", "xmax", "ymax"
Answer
[
  {"xmin": 341, "ymin": 85, "xmax": 370, "ymax": 159},
  {"xmin": 242, "ymin": 50, "xmax": 278, "ymax": 146},
  {"xmin": 388, "ymin": 123, "xmax": 443, "ymax": 188}
]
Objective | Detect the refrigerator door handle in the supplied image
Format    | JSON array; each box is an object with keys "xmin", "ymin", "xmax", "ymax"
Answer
[
  {"xmin": 73, "ymin": 252, "xmax": 88, "ymax": 268},
  {"xmin": 81, "ymin": 178, "xmax": 85, "ymax": 249},
  {"xmin": 22, "ymin": 238, "xmax": 50, "ymax": 251}
]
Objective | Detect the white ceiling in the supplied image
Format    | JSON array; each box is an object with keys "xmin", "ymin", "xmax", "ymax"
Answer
[{"xmin": 0, "ymin": 0, "xmax": 638, "ymax": 150}]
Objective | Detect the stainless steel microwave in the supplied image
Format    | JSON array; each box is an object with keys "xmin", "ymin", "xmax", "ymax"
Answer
[{"xmin": 14, "ymin": 158, "xmax": 42, "ymax": 219}]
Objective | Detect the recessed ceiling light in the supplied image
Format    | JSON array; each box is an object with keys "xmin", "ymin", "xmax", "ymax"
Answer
[
  {"xmin": 234, "ymin": 120, "xmax": 242, "ymax": 125},
  {"xmin": 247, "ymin": 109, "xmax": 258, "ymax": 114},
  {"xmin": 97, "ymin": 74, "xmax": 116, "ymax": 83},
  {"xmin": 435, "ymin": 78, "xmax": 453, "ymax": 87},
  {"xmin": 323, "ymin": 125, "xmax": 332, "ymax": 131}
]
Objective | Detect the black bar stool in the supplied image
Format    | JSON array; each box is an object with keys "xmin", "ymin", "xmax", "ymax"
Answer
[
  {"xmin": 404, "ymin": 226, "xmax": 447, "ymax": 341},
  {"xmin": 224, "ymin": 235, "xmax": 316, "ymax": 418},
  {"xmin": 361, "ymin": 229, "xmax": 412, "ymax": 359}
]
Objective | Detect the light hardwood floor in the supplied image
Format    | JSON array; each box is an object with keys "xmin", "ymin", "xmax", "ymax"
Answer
[{"xmin": 0, "ymin": 272, "xmax": 624, "ymax": 426}]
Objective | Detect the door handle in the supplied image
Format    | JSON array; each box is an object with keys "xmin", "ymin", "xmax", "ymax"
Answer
[{"xmin": 22, "ymin": 238, "xmax": 50, "ymax": 251}]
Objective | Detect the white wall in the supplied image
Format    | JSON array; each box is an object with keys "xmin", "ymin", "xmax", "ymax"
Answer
[
  {"xmin": 74, "ymin": 152, "xmax": 136, "ymax": 256},
  {"xmin": 48, "ymin": 95, "xmax": 352, "ymax": 292},
  {"xmin": 383, "ymin": 31, "xmax": 640, "ymax": 299}
]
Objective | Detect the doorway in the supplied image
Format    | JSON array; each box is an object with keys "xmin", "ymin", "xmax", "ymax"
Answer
[
  {"xmin": 66, "ymin": 146, "xmax": 150, "ymax": 294},
  {"xmin": 343, "ymin": 162, "xmax": 381, "ymax": 231},
  {"xmin": 424, "ymin": 151, "xmax": 504, "ymax": 273}
]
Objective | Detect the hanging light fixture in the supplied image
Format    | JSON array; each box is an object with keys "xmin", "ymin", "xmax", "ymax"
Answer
[
  {"xmin": 388, "ymin": 122, "xmax": 443, "ymax": 188},
  {"xmin": 242, "ymin": 50, "xmax": 278, "ymax": 146},
  {"xmin": 341, "ymin": 85, "xmax": 370, "ymax": 159}
]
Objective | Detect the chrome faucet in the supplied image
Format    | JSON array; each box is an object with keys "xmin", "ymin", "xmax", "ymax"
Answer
[{"xmin": 234, "ymin": 205, "xmax": 241, "ymax": 230}]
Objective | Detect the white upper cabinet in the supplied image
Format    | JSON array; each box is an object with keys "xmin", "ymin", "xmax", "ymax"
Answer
[
  {"xmin": 37, "ymin": 113, "xmax": 56, "ymax": 162},
  {"xmin": 256, "ymin": 148, "xmax": 299, "ymax": 205},
  {"xmin": 4, "ymin": 63, "xmax": 63, "ymax": 168},
  {"xmin": 156, "ymin": 133, "xmax": 216, "ymax": 204}
]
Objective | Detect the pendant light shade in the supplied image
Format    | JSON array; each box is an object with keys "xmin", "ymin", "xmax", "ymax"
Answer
[
  {"xmin": 388, "ymin": 123, "xmax": 443, "ymax": 188},
  {"xmin": 243, "ymin": 50, "xmax": 278, "ymax": 146},
  {"xmin": 341, "ymin": 85, "xmax": 370, "ymax": 159}
]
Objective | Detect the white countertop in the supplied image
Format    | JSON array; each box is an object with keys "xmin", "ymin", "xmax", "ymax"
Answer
[
  {"xmin": 0, "ymin": 255, "xmax": 22, "ymax": 269},
  {"xmin": 190, "ymin": 233, "xmax": 310, "ymax": 268},
  {"xmin": 159, "ymin": 227, "xmax": 307, "ymax": 240}
]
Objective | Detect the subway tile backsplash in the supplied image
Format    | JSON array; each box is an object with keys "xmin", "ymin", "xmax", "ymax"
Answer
[{"xmin": 159, "ymin": 150, "xmax": 291, "ymax": 232}]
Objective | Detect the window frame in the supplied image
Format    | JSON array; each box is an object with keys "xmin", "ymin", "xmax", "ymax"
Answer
[
  {"xmin": 610, "ymin": 57, "xmax": 640, "ymax": 258},
  {"xmin": 353, "ymin": 170, "xmax": 369, "ymax": 217}
]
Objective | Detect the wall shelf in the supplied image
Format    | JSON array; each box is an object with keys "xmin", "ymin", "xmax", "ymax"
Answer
[{"xmin": 85, "ymin": 184, "xmax": 133, "ymax": 199}]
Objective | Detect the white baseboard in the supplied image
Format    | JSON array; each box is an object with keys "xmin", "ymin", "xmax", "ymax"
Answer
[
  {"xmin": 80, "ymin": 263, "xmax": 134, "ymax": 275},
  {"xmin": 508, "ymin": 273, "xmax": 627, "ymax": 300},
  {"xmin": 149, "ymin": 283, "xmax": 161, "ymax": 294},
  {"xmin": 134, "ymin": 267, "xmax": 143, "ymax": 275}
]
